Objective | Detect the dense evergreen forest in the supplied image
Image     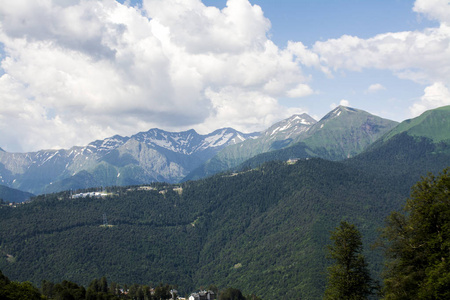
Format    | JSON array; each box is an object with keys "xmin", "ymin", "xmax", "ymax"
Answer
[
  {"xmin": 1, "ymin": 130, "xmax": 450, "ymax": 299},
  {"xmin": 0, "ymin": 161, "xmax": 418, "ymax": 298},
  {"xmin": 2, "ymin": 167, "xmax": 450, "ymax": 300}
]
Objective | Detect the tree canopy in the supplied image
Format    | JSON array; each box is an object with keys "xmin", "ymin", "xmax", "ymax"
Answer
[
  {"xmin": 382, "ymin": 168, "xmax": 450, "ymax": 299},
  {"xmin": 324, "ymin": 221, "xmax": 374, "ymax": 300}
]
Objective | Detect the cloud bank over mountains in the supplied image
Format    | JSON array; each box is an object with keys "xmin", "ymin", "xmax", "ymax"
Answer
[
  {"xmin": 313, "ymin": 0, "xmax": 450, "ymax": 116},
  {"xmin": 0, "ymin": 0, "xmax": 449, "ymax": 152}
]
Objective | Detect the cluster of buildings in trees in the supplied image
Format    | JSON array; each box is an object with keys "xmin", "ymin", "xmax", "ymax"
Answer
[{"xmin": 188, "ymin": 290, "xmax": 216, "ymax": 300}]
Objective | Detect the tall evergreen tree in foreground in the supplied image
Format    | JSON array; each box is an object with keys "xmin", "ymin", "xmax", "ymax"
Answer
[
  {"xmin": 382, "ymin": 168, "xmax": 450, "ymax": 299},
  {"xmin": 324, "ymin": 221, "xmax": 374, "ymax": 300}
]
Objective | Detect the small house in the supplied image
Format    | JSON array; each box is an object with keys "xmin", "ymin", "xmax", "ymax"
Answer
[{"xmin": 189, "ymin": 290, "xmax": 216, "ymax": 300}]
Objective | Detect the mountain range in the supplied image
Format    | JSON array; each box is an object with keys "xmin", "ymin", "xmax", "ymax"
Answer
[
  {"xmin": 186, "ymin": 106, "xmax": 397, "ymax": 180},
  {"xmin": 0, "ymin": 128, "xmax": 258, "ymax": 195},
  {"xmin": 1, "ymin": 105, "xmax": 450, "ymax": 299},
  {"xmin": 0, "ymin": 106, "xmax": 398, "ymax": 196}
]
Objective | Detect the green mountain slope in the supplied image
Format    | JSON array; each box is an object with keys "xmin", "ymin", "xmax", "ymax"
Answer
[
  {"xmin": 237, "ymin": 106, "xmax": 398, "ymax": 170},
  {"xmin": 0, "ymin": 157, "xmax": 428, "ymax": 299},
  {"xmin": 186, "ymin": 106, "xmax": 397, "ymax": 181},
  {"xmin": 300, "ymin": 106, "xmax": 398, "ymax": 160},
  {"xmin": 381, "ymin": 105, "xmax": 450, "ymax": 144},
  {"xmin": 242, "ymin": 106, "xmax": 450, "ymax": 180},
  {"xmin": 343, "ymin": 105, "xmax": 450, "ymax": 188},
  {"xmin": 0, "ymin": 185, "xmax": 34, "ymax": 203}
]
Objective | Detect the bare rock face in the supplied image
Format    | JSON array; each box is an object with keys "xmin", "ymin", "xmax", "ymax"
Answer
[{"xmin": 0, "ymin": 128, "xmax": 258, "ymax": 194}]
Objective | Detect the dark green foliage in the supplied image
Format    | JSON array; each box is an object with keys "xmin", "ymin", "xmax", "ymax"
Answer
[
  {"xmin": 1, "ymin": 270, "xmax": 183, "ymax": 300},
  {"xmin": 0, "ymin": 158, "xmax": 412, "ymax": 299},
  {"xmin": 86, "ymin": 277, "xmax": 110, "ymax": 300},
  {"xmin": 53, "ymin": 280, "xmax": 86, "ymax": 300},
  {"xmin": 244, "ymin": 294, "xmax": 262, "ymax": 300},
  {"xmin": 382, "ymin": 168, "xmax": 450, "ymax": 299},
  {"xmin": 0, "ymin": 270, "xmax": 10, "ymax": 287},
  {"xmin": 324, "ymin": 222, "xmax": 374, "ymax": 299},
  {"xmin": 219, "ymin": 287, "xmax": 245, "ymax": 300},
  {"xmin": 0, "ymin": 281, "xmax": 43, "ymax": 300},
  {"xmin": 0, "ymin": 270, "xmax": 42, "ymax": 300},
  {"xmin": 40, "ymin": 280, "xmax": 55, "ymax": 299},
  {"xmin": 153, "ymin": 283, "xmax": 172, "ymax": 300}
]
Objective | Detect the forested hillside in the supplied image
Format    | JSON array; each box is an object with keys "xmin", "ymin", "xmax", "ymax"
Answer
[
  {"xmin": 0, "ymin": 157, "xmax": 421, "ymax": 299},
  {"xmin": 238, "ymin": 106, "xmax": 450, "ymax": 180}
]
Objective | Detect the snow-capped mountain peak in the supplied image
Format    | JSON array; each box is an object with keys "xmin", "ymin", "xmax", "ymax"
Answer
[
  {"xmin": 130, "ymin": 128, "xmax": 258, "ymax": 155},
  {"xmin": 322, "ymin": 105, "xmax": 359, "ymax": 121},
  {"xmin": 197, "ymin": 128, "xmax": 259, "ymax": 151},
  {"xmin": 264, "ymin": 113, "xmax": 317, "ymax": 138},
  {"xmin": 87, "ymin": 135, "xmax": 129, "ymax": 152}
]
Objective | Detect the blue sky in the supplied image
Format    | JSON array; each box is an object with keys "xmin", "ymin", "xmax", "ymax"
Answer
[
  {"xmin": 208, "ymin": 0, "xmax": 439, "ymax": 120},
  {"xmin": 1, "ymin": 0, "xmax": 449, "ymax": 152},
  {"xmin": 229, "ymin": 0, "xmax": 437, "ymax": 45}
]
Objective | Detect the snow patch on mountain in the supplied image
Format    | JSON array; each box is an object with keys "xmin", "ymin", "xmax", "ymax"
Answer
[
  {"xmin": 265, "ymin": 114, "xmax": 317, "ymax": 138},
  {"xmin": 130, "ymin": 128, "xmax": 257, "ymax": 155},
  {"xmin": 202, "ymin": 132, "xmax": 233, "ymax": 148}
]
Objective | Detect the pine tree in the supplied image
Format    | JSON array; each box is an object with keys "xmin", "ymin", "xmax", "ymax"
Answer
[
  {"xmin": 324, "ymin": 221, "xmax": 374, "ymax": 300},
  {"xmin": 382, "ymin": 168, "xmax": 450, "ymax": 299}
]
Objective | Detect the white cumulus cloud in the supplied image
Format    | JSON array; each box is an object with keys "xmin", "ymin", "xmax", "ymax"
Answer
[
  {"xmin": 313, "ymin": 26, "xmax": 450, "ymax": 85},
  {"xmin": 330, "ymin": 99, "xmax": 350, "ymax": 109},
  {"xmin": 410, "ymin": 82, "xmax": 450, "ymax": 117},
  {"xmin": 413, "ymin": 0, "xmax": 450, "ymax": 25},
  {"xmin": 0, "ymin": 0, "xmax": 320, "ymax": 152},
  {"xmin": 367, "ymin": 83, "xmax": 386, "ymax": 93},
  {"xmin": 312, "ymin": 0, "xmax": 450, "ymax": 88},
  {"xmin": 286, "ymin": 84, "xmax": 314, "ymax": 98},
  {"xmin": 312, "ymin": 0, "xmax": 450, "ymax": 119}
]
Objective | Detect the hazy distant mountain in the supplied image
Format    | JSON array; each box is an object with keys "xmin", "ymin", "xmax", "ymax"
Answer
[
  {"xmin": 0, "ymin": 184, "xmax": 34, "ymax": 203},
  {"xmin": 188, "ymin": 106, "xmax": 398, "ymax": 179},
  {"xmin": 0, "ymin": 128, "xmax": 258, "ymax": 194}
]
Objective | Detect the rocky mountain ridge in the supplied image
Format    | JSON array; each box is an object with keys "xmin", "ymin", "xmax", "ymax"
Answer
[
  {"xmin": 185, "ymin": 106, "xmax": 398, "ymax": 180},
  {"xmin": 182, "ymin": 113, "xmax": 319, "ymax": 181},
  {"xmin": 1, "ymin": 105, "xmax": 434, "ymax": 195},
  {"xmin": 0, "ymin": 128, "xmax": 258, "ymax": 194}
]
